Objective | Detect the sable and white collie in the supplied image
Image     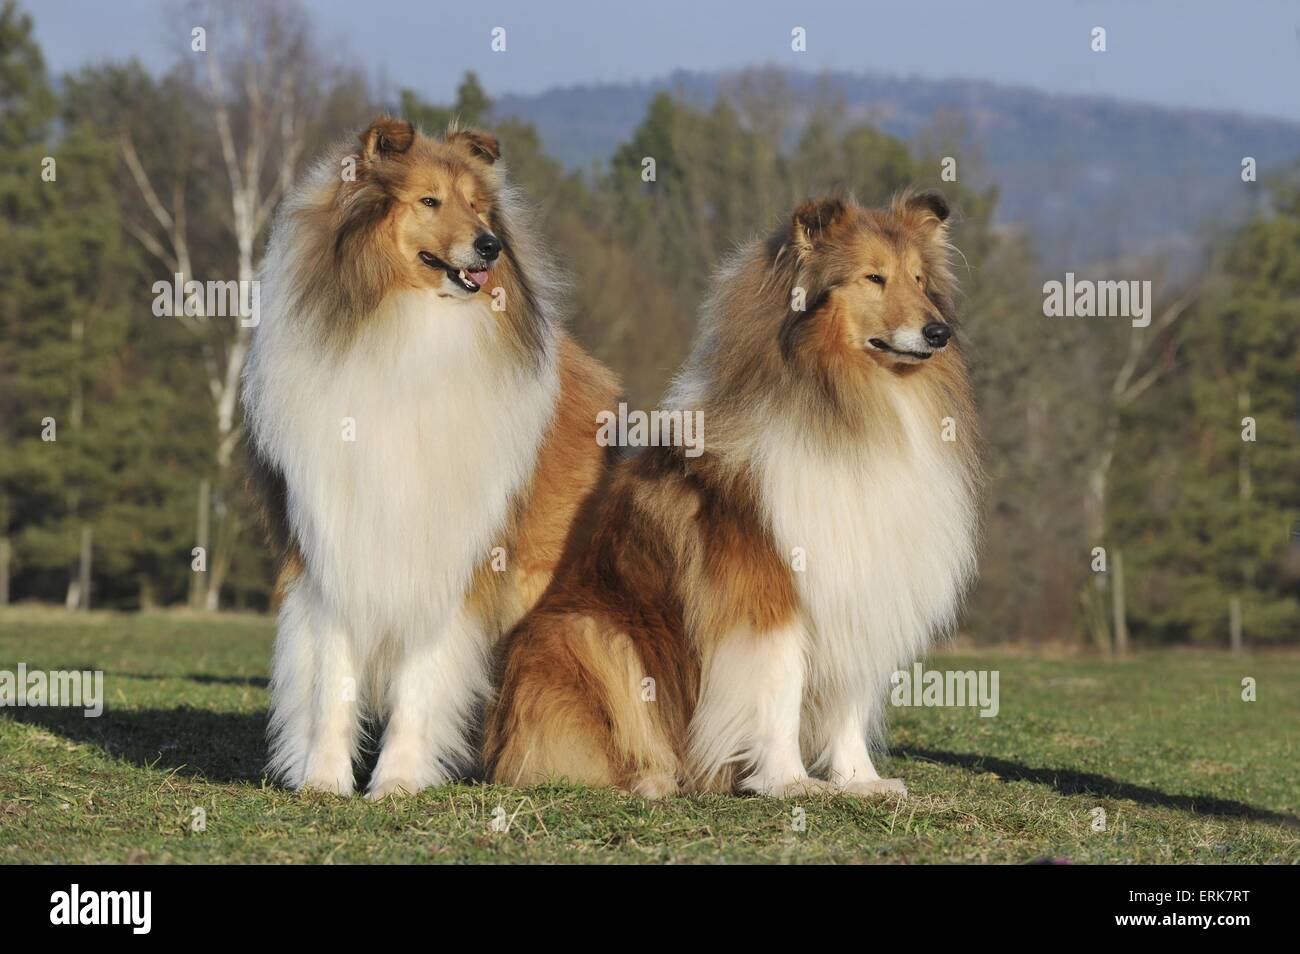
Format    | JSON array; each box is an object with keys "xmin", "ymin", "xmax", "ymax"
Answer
[
  {"xmin": 485, "ymin": 191, "xmax": 980, "ymax": 798},
  {"xmin": 242, "ymin": 119, "xmax": 618, "ymax": 798}
]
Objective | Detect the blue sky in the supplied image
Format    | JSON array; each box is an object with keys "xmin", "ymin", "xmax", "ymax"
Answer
[{"xmin": 30, "ymin": 0, "xmax": 1300, "ymax": 122}]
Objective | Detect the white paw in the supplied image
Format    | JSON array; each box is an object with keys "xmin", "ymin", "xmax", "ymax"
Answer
[
  {"xmin": 842, "ymin": 777, "xmax": 908, "ymax": 798},
  {"xmin": 299, "ymin": 771, "xmax": 355, "ymax": 796},
  {"xmin": 297, "ymin": 750, "xmax": 355, "ymax": 795},
  {"xmin": 629, "ymin": 773, "xmax": 679, "ymax": 799},
  {"xmin": 365, "ymin": 776, "xmax": 423, "ymax": 801},
  {"xmin": 366, "ymin": 749, "xmax": 450, "ymax": 800},
  {"xmin": 752, "ymin": 776, "xmax": 837, "ymax": 798}
]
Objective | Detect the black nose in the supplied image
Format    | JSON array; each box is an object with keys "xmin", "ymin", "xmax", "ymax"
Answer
[
  {"xmin": 922, "ymin": 321, "xmax": 951, "ymax": 347},
  {"xmin": 474, "ymin": 233, "xmax": 501, "ymax": 262}
]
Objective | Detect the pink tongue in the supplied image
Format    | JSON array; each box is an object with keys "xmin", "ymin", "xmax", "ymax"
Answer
[{"xmin": 468, "ymin": 269, "xmax": 490, "ymax": 286}]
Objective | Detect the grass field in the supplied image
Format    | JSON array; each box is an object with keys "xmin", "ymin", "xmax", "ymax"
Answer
[{"xmin": 0, "ymin": 609, "xmax": 1296, "ymax": 864}]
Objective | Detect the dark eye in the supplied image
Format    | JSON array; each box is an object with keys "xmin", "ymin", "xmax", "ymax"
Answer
[
  {"xmin": 421, "ymin": 197, "xmax": 441, "ymax": 208},
  {"xmin": 866, "ymin": 273, "xmax": 886, "ymax": 286},
  {"xmin": 915, "ymin": 274, "xmax": 924, "ymax": 284}
]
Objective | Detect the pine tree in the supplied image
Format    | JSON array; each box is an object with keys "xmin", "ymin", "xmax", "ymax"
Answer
[
  {"xmin": 0, "ymin": 1, "xmax": 136, "ymax": 607},
  {"xmin": 0, "ymin": 0, "xmax": 56, "ymax": 603},
  {"xmin": 1174, "ymin": 178, "xmax": 1300, "ymax": 644},
  {"xmin": 1110, "ymin": 175, "xmax": 1300, "ymax": 647}
]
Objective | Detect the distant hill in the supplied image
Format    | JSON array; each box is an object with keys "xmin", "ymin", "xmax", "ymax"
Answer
[{"xmin": 494, "ymin": 69, "xmax": 1300, "ymax": 268}]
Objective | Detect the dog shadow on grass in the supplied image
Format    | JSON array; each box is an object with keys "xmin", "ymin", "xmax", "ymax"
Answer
[
  {"xmin": 7, "ymin": 701, "xmax": 1298, "ymax": 823},
  {"xmin": 121, "ymin": 672, "xmax": 270, "ymax": 689},
  {"xmin": 898, "ymin": 746, "xmax": 1300, "ymax": 829},
  {"xmin": 6, "ymin": 704, "xmax": 269, "ymax": 785}
]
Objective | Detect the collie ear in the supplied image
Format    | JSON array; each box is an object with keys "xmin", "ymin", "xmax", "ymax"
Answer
[
  {"xmin": 359, "ymin": 117, "xmax": 415, "ymax": 161},
  {"xmin": 791, "ymin": 196, "xmax": 847, "ymax": 256},
  {"xmin": 446, "ymin": 128, "xmax": 501, "ymax": 165},
  {"xmin": 903, "ymin": 189, "xmax": 950, "ymax": 225}
]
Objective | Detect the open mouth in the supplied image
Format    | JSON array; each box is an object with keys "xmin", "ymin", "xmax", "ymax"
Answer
[
  {"xmin": 868, "ymin": 338, "xmax": 937, "ymax": 361},
  {"xmin": 418, "ymin": 251, "xmax": 490, "ymax": 293}
]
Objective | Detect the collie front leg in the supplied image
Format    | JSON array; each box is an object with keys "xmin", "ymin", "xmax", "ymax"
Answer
[
  {"xmin": 366, "ymin": 606, "xmax": 488, "ymax": 800},
  {"xmin": 689, "ymin": 623, "xmax": 831, "ymax": 797},
  {"xmin": 267, "ymin": 577, "xmax": 361, "ymax": 794},
  {"xmin": 825, "ymin": 702, "xmax": 906, "ymax": 798}
]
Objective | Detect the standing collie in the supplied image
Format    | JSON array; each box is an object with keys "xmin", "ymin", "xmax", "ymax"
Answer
[
  {"xmin": 243, "ymin": 119, "xmax": 618, "ymax": 798},
  {"xmin": 485, "ymin": 191, "xmax": 979, "ymax": 797}
]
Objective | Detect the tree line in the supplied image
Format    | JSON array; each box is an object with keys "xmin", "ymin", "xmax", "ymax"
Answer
[{"xmin": 0, "ymin": 0, "xmax": 1295, "ymax": 649}]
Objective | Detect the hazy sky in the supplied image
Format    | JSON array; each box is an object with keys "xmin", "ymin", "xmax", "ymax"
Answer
[{"xmin": 30, "ymin": 0, "xmax": 1300, "ymax": 122}]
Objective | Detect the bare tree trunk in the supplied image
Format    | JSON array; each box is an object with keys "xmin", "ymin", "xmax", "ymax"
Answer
[
  {"xmin": 1084, "ymin": 419, "xmax": 1117, "ymax": 656},
  {"xmin": 204, "ymin": 489, "xmax": 231, "ymax": 612},
  {"xmin": 76, "ymin": 525, "xmax": 92, "ymax": 612},
  {"xmin": 1087, "ymin": 577, "xmax": 1111, "ymax": 657},
  {"xmin": 1237, "ymin": 388, "xmax": 1253, "ymax": 502},
  {"xmin": 1229, "ymin": 595, "xmax": 1244, "ymax": 656},
  {"xmin": 1233, "ymin": 388, "xmax": 1252, "ymax": 655},
  {"xmin": 1111, "ymin": 548, "xmax": 1129, "ymax": 658},
  {"xmin": 204, "ymin": 563, "xmax": 225, "ymax": 611},
  {"xmin": 64, "ymin": 315, "xmax": 86, "ymax": 610},
  {"xmin": 139, "ymin": 576, "xmax": 157, "ymax": 612},
  {"xmin": 190, "ymin": 477, "xmax": 211, "ymax": 609}
]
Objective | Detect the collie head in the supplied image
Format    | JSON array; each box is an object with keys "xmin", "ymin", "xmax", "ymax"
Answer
[
  {"xmin": 670, "ymin": 190, "xmax": 977, "ymax": 462},
  {"xmin": 263, "ymin": 116, "xmax": 554, "ymax": 365},
  {"xmin": 783, "ymin": 190, "xmax": 958, "ymax": 369}
]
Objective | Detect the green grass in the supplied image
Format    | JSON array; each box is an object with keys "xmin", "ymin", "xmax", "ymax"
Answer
[{"xmin": 1, "ymin": 608, "xmax": 1296, "ymax": 864}]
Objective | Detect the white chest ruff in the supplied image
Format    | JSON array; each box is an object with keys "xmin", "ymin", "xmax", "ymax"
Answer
[
  {"xmin": 248, "ymin": 290, "xmax": 557, "ymax": 640},
  {"xmin": 757, "ymin": 392, "xmax": 976, "ymax": 695}
]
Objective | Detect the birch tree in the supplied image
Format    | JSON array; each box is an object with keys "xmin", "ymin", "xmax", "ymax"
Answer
[
  {"xmin": 1083, "ymin": 288, "xmax": 1192, "ymax": 656},
  {"xmin": 120, "ymin": 0, "xmax": 310, "ymax": 608}
]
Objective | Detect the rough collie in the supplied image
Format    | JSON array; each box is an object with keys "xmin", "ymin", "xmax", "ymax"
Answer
[
  {"xmin": 485, "ymin": 191, "xmax": 980, "ymax": 797},
  {"xmin": 243, "ymin": 119, "xmax": 618, "ymax": 798}
]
